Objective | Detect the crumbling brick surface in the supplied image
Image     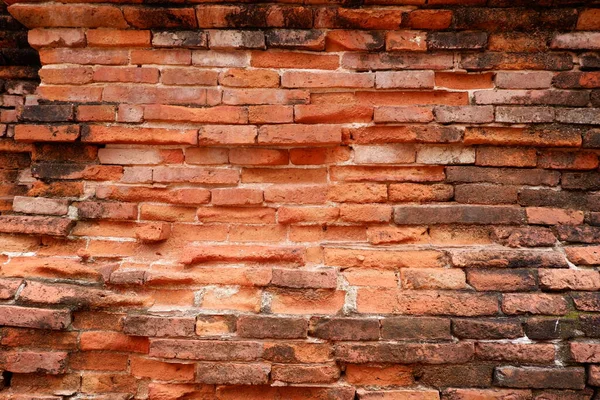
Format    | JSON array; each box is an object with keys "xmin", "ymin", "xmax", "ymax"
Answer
[{"xmin": 1, "ymin": 0, "xmax": 600, "ymax": 398}]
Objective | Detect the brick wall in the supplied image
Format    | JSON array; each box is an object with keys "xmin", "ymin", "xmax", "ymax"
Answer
[{"xmin": 1, "ymin": 1, "xmax": 600, "ymax": 398}]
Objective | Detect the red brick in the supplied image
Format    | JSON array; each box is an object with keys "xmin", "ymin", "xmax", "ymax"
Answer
[
  {"xmin": 279, "ymin": 206, "xmax": 339, "ymax": 224},
  {"xmin": 564, "ymin": 246, "xmax": 600, "ymax": 265},
  {"xmin": 81, "ymin": 372, "xmax": 138, "ymax": 393},
  {"xmin": 326, "ymin": 30, "xmax": 384, "ymax": 51},
  {"xmin": 539, "ymin": 269, "xmax": 600, "ymax": 291},
  {"xmin": 442, "ymin": 388, "xmax": 534, "ymax": 400},
  {"xmin": 150, "ymin": 339, "xmax": 262, "ymax": 360},
  {"xmin": 197, "ymin": 362, "xmax": 270, "ymax": 385},
  {"xmin": 357, "ymin": 289, "xmax": 498, "ymax": 316},
  {"xmin": 123, "ymin": 7, "xmax": 197, "ymax": 29},
  {"xmin": 28, "ymin": 28, "xmax": 86, "ymax": 48},
  {"xmin": 282, "ymin": 71, "xmax": 374, "ymax": 88},
  {"xmin": 93, "ymin": 66, "xmax": 159, "ymax": 83},
  {"xmin": 76, "ymin": 201, "xmax": 137, "ymax": 220},
  {"xmin": 265, "ymin": 185, "xmax": 327, "ymax": 204},
  {"xmin": 219, "ymin": 68, "xmax": 279, "ymax": 87},
  {"xmin": 15, "ymin": 124, "xmax": 79, "ymax": 142},
  {"xmin": 237, "ymin": 315, "xmax": 307, "ymax": 339},
  {"xmin": 229, "ymin": 148, "xmax": 288, "ymax": 165},
  {"xmin": 401, "ymin": 268, "xmax": 466, "ymax": 290},
  {"xmin": 248, "ymin": 105, "xmax": 293, "ymax": 124},
  {"xmin": 435, "ymin": 72, "xmax": 494, "ymax": 89},
  {"xmin": 39, "ymin": 66, "xmax": 92, "ymax": 83},
  {"xmin": 272, "ymin": 363, "xmax": 340, "ymax": 384},
  {"xmin": 328, "ymin": 183, "xmax": 387, "ymax": 203},
  {"xmin": 223, "ymin": 88, "xmax": 308, "ymax": 105},
  {"xmin": 130, "ymin": 356, "xmax": 195, "ymax": 381},
  {"xmin": 494, "ymin": 366, "xmax": 585, "ymax": 390},
  {"xmin": 40, "ymin": 48, "xmax": 129, "ymax": 65},
  {"xmin": 461, "ymin": 53, "xmax": 573, "ymax": 71},
  {"xmin": 464, "ymin": 126, "xmax": 582, "ymax": 147},
  {"xmin": 83, "ymin": 126, "xmax": 197, "ymax": 145},
  {"xmin": 266, "ymin": 29, "xmax": 325, "ymax": 50},
  {"xmin": 97, "ymin": 185, "xmax": 210, "ymax": 206},
  {"xmin": 295, "ymin": 104, "xmax": 373, "ymax": 124},
  {"xmin": 0, "ymin": 215, "xmax": 74, "ymax": 236},
  {"xmin": 69, "ymin": 351, "xmax": 128, "ymax": 371},
  {"xmin": 0, "ymin": 279, "xmax": 23, "ymax": 300},
  {"xmin": 290, "ymin": 147, "xmax": 351, "ymax": 165},
  {"xmin": 272, "ymin": 268, "xmax": 337, "ymax": 289},
  {"xmin": 374, "ymin": 106, "xmax": 434, "ymax": 123},
  {"xmin": 434, "ymin": 106, "xmax": 494, "ymax": 123},
  {"xmin": 12, "ymin": 196, "xmax": 69, "ymax": 216},
  {"xmin": 339, "ymin": 204, "xmax": 392, "ymax": 223},
  {"xmin": 0, "ymin": 350, "xmax": 67, "ymax": 374},
  {"xmin": 251, "ymin": 50, "xmax": 339, "ymax": 70},
  {"xmin": 538, "ymin": 150, "xmax": 599, "ymax": 170},
  {"xmin": 185, "ymin": 148, "xmax": 229, "ymax": 165},
  {"xmin": 103, "ymin": 85, "xmax": 204, "ymax": 104},
  {"xmin": 376, "ymin": 71, "xmax": 434, "ymax": 89},
  {"xmin": 123, "ymin": 315, "xmax": 195, "ymax": 338},
  {"xmin": 386, "ymin": 30, "xmax": 428, "ymax": 51},
  {"xmin": 197, "ymin": 207, "xmax": 275, "ymax": 223},
  {"xmin": 476, "ymin": 147, "xmax": 537, "ymax": 167},
  {"xmin": 408, "ymin": 10, "xmax": 453, "ymax": 29},
  {"xmin": 346, "ymin": 364, "xmax": 414, "ymax": 387},
  {"xmin": 211, "ymin": 188, "xmax": 263, "ymax": 206},
  {"xmin": 209, "ymin": 30, "xmax": 264, "ymax": 49},
  {"xmin": 551, "ymin": 32, "xmax": 600, "ymax": 50},
  {"xmin": 336, "ymin": 342, "xmax": 474, "ymax": 364},
  {"xmin": 367, "ymin": 226, "xmax": 428, "ymax": 245},
  {"xmin": 87, "ymin": 29, "xmax": 150, "ymax": 47},
  {"xmin": 9, "ymin": 4, "xmax": 128, "ymax": 28},
  {"xmin": 343, "ymin": 52, "xmax": 454, "ymax": 71},
  {"xmin": 359, "ymin": 390, "xmax": 440, "ymax": 400},
  {"xmin": 258, "ymin": 124, "xmax": 341, "ymax": 145},
  {"xmin": 502, "ymin": 294, "xmax": 569, "ymax": 315},
  {"xmin": 577, "ymin": 9, "xmax": 600, "ymax": 30},
  {"xmin": 381, "ymin": 317, "xmax": 451, "ymax": 340},
  {"xmin": 476, "ymin": 343, "xmax": 555, "ymax": 363},
  {"xmin": 270, "ymin": 289, "xmax": 345, "ymax": 315},
  {"xmin": 325, "ymin": 248, "xmax": 445, "ymax": 269},
  {"xmin": 0, "ymin": 305, "xmax": 71, "ymax": 330},
  {"xmin": 181, "ymin": 244, "xmax": 304, "ymax": 265},
  {"xmin": 80, "ymin": 331, "xmax": 149, "ymax": 353},
  {"xmin": 77, "ymin": 105, "xmax": 116, "ymax": 122}
]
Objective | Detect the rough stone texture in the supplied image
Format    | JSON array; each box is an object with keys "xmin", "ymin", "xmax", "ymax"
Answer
[{"xmin": 0, "ymin": 1, "xmax": 599, "ymax": 398}]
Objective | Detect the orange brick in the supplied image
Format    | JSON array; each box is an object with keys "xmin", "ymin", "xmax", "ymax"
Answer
[{"xmin": 86, "ymin": 29, "xmax": 151, "ymax": 47}]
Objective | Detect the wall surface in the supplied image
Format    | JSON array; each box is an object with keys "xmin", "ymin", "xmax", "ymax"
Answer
[{"xmin": 1, "ymin": 0, "xmax": 600, "ymax": 399}]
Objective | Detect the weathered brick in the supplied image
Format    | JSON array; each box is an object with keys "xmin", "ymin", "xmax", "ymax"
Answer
[
  {"xmin": 123, "ymin": 315, "xmax": 195, "ymax": 337},
  {"xmin": 327, "ymin": 30, "xmax": 385, "ymax": 52},
  {"xmin": 153, "ymin": 30, "xmax": 207, "ymax": 48},
  {"xmin": 394, "ymin": 205, "xmax": 525, "ymax": 225},
  {"xmin": 494, "ymin": 366, "xmax": 585, "ymax": 390},
  {"xmin": 310, "ymin": 318, "xmax": 380, "ymax": 341},
  {"xmin": 123, "ymin": 7, "xmax": 197, "ymax": 29},
  {"xmin": 453, "ymin": 318, "xmax": 523, "ymax": 339},
  {"xmin": 0, "ymin": 305, "xmax": 71, "ymax": 330},
  {"xmin": 335, "ymin": 342, "xmax": 474, "ymax": 364},
  {"xmin": 381, "ymin": 317, "xmax": 451, "ymax": 340},
  {"xmin": 9, "ymin": 4, "xmax": 129, "ymax": 28},
  {"xmin": 551, "ymin": 32, "xmax": 600, "ymax": 50},
  {"xmin": 237, "ymin": 315, "xmax": 307, "ymax": 339},
  {"xmin": 196, "ymin": 362, "xmax": 270, "ymax": 385},
  {"xmin": 271, "ymin": 364, "xmax": 340, "ymax": 384},
  {"xmin": 503, "ymin": 293, "xmax": 569, "ymax": 315}
]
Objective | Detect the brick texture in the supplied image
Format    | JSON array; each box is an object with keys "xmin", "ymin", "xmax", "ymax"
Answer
[{"xmin": 0, "ymin": 1, "xmax": 600, "ymax": 398}]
